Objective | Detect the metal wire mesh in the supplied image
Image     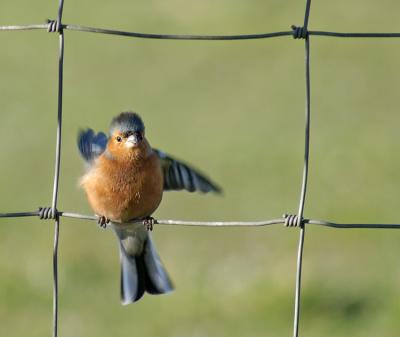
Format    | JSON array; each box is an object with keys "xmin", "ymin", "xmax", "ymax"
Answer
[{"xmin": 2, "ymin": 0, "xmax": 400, "ymax": 336}]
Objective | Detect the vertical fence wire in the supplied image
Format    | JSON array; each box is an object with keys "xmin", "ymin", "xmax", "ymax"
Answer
[
  {"xmin": 297, "ymin": 0, "xmax": 312, "ymax": 222},
  {"xmin": 50, "ymin": 1, "xmax": 65, "ymax": 336},
  {"xmin": 293, "ymin": 226, "xmax": 306, "ymax": 337},
  {"xmin": 293, "ymin": 1, "xmax": 312, "ymax": 337},
  {"xmin": 52, "ymin": 219, "xmax": 60, "ymax": 337}
]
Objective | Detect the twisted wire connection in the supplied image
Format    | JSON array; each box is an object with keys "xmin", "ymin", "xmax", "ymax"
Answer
[
  {"xmin": 291, "ymin": 25, "xmax": 308, "ymax": 39},
  {"xmin": 38, "ymin": 207, "xmax": 58, "ymax": 220},
  {"xmin": 47, "ymin": 19, "xmax": 62, "ymax": 33},
  {"xmin": 283, "ymin": 214, "xmax": 303, "ymax": 228}
]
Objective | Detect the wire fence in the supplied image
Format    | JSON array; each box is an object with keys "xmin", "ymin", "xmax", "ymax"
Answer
[{"xmin": 1, "ymin": 0, "xmax": 400, "ymax": 336}]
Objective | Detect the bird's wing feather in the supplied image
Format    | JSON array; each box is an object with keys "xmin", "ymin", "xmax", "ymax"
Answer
[
  {"xmin": 154, "ymin": 149, "xmax": 221, "ymax": 194},
  {"xmin": 77, "ymin": 128, "xmax": 108, "ymax": 163}
]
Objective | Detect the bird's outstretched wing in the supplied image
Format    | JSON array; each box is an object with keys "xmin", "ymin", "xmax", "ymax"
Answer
[
  {"xmin": 77, "ymin": 129, "xmax": 108, "ymax": 163},
  {"xmin": 154, "ymin": 149, "xmax": 221, "ymax": 194}
]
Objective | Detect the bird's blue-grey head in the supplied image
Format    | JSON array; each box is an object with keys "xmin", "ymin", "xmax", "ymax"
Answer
[{"xmin": 109, "ymin": 112, "xmax": 145, "ymax": 136}]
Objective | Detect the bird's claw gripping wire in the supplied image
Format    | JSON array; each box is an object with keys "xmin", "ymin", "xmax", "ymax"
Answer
[
  {"xmin": 143, "ymin": 216, "xmax": 155, "ymax": 231},
  {"xmin": 96, "ymin": 215, "xmax": 110, "ymax": 229}
]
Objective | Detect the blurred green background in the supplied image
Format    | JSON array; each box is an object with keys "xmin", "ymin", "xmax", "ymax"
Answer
[{"xmin": 1, "ymin": 0, "xmax": 400, "ymax": 336}]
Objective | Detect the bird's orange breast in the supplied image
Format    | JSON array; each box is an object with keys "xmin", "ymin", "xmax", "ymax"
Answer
[{"xmin": 81, "ymin": 151, "xmax": 164, "ymax": 222}]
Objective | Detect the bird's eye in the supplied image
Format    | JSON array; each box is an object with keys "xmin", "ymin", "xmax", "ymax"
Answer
[{"xmin": 116, "ymin": 136, "xmax": 122, "ymax": 142}]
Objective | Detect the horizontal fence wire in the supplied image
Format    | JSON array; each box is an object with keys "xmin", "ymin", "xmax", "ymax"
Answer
[
  {"xmin": 3, "ymin": 22, "xmax": 400, "ymax": 39},
  {"xmin": 3, "ymin": 210, "xmax": 400, "ymax": 228},
  {"xmin": 2, "ymin": 0, "xmax": 400, "ymax": 337}
]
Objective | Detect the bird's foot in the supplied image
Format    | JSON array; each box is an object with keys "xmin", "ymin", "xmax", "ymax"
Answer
[
  {"xmin": 143, "ymin": 216, "xmax": 155, "ymax": 231},
  {"xmin": 96, "ymin": 215, "xmax": 110, "ymax": 229}
]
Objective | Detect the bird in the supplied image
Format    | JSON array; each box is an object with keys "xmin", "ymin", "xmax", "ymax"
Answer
[{"xmin": 77, "ymin": 111, "xmax": 221, "ymax": 304}]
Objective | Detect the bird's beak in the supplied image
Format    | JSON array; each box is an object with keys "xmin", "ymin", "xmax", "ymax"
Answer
[{"xmin": 126, "ymin": 132, "xmax": 142, "ymax": 148}]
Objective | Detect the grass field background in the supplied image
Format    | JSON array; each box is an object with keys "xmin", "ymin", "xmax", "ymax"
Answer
[{"xmin": 1, "ymin": 1, "xmax": 400, "ymax": 336}]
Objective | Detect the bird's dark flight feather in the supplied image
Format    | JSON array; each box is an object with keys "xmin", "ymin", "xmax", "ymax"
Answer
[
  {"xmin": 77, "ymin": 129, "xmax": 108, "ymax": 163},
  {"xmin": 154, "ymin": 149, "xmax": 221, "ymax": 194}
]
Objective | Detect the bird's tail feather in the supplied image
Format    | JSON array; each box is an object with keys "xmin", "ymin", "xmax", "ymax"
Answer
[{"xmin": 118, "ymin": 235, "xmax": 174, "ymax": 305}]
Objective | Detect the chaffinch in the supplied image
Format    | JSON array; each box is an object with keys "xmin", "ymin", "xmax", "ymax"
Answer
[{"xmin": 77, "ymin": 112, "xmax": 221, "ymax": 304}]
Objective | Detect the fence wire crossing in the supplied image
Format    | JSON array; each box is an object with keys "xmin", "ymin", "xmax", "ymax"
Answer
[{"xmin": 2, "ymin": 0, "xmax": 400, "ymax": 337}]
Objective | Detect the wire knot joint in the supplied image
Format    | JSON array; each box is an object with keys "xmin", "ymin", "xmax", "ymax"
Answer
[
  {"xmin": 38, "ymin": 207, "xmax": 59, "ymax": 220},
  {"xmin": 47, "ymin": 19, "xmax": 62, "ymax": 33},
  {"xmin": 291, "ymin": 25, "xmax": 308, "ymax": 39},
  {"xmin": 283, "ymin": 213, "xmax": 304, "ymax": 227}
]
